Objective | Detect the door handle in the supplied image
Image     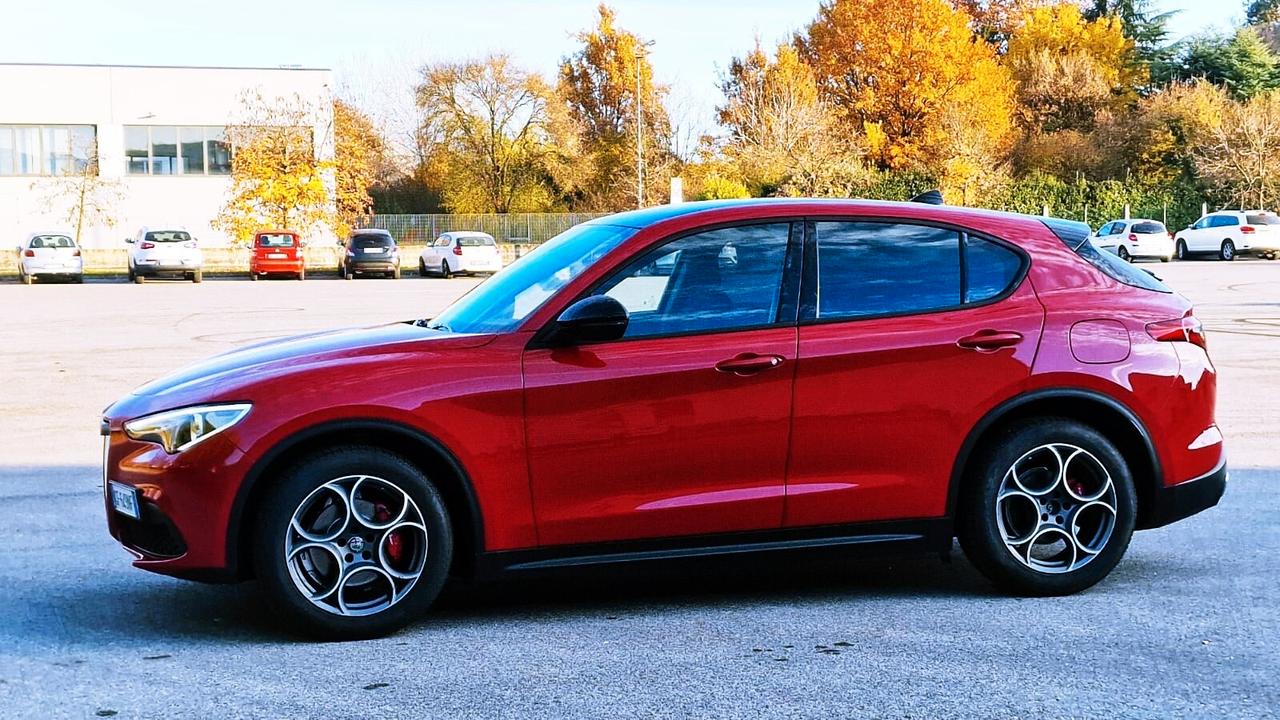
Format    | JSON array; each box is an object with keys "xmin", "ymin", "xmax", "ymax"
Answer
[
  {"xmin": 957, "ymin": 330, "xmax": 1023, "ymax": 351},
  {"xmin": 714, "ymin": 353, "xmax": 786, "ymax": 376}
]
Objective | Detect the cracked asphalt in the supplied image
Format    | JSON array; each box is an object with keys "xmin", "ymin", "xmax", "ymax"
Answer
[{"xmin": 0, "ymin": 262, "xmax": 1276, "ymax": 719}]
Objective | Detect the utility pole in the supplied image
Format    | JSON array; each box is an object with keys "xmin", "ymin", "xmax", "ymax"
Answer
[{"xmin": 635, "ymin": 40, "xmax": 655, "ymax": 210}]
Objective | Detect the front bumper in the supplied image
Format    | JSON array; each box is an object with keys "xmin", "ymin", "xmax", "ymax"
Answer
[{"xmin": 1142, "ymin": 459, "xmax": 1227, "ymax": 529}]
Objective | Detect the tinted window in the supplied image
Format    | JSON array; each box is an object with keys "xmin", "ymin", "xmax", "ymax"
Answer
[
  {"xmin": 30, "ymin": 235, "xmax": 74, "ymax": 248},
  {"xmin": 145, "ymin": 230, "xmax": 191, "ymax": 243},
  {"xmin": 596, "ymin": 223, "xmax": 791, "ymax": 338},
  {"xmin": 1246, "ymin": 214, "xmax": 1280, "ymax": 225},
  {"xmin": 1042, "ymin": 218, "xmax": 1170, "ymax": 294},
  {"xmin": 353, "ymin": 234, "xmax": 393, "ymax": 249},
  {"xmin": 1210, "ymin": 215, "xmax": 1238, "ymax": 227},
  {"xmin": 1098, "ymin": 222, "xmax": 1116, "ymax": 235},
  {"xmin": 965, "ymin": 237, "xmax": 1023, "ymax": 303},
  {"xmin": 1132, "ymin": 221, "xmax": 1166, "ymax": 234},
  {"xmin": 815, "ymin": 222, "xmax": 960, "ymax": 319},
  {"xmin": 458, "ymin": 236, "xmax": 496, "ymax": 247}
]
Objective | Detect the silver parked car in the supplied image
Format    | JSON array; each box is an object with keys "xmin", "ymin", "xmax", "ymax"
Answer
[{"xmin": 16, "ymin": 231, "xmax": 84, "ymax": 284}]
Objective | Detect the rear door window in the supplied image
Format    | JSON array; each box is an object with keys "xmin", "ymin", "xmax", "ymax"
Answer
[
  {"xmin": 812, "ymin": 222, "xmax": 961, "ymax": 319},
  {"xmin": 1210, "ymin": 215, "xmax": 1238, "ymax": 228}
]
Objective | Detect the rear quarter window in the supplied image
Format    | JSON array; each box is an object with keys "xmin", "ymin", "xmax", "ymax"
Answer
[
  {"xmin": 1042, "ymin": 218, "xmax": 1171, "ymax": 293},
  {"xmin": 964, "ymin": 236, "xmax": 1025, "ymax": 303}
]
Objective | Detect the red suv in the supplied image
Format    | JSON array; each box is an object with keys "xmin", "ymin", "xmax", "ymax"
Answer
[{"xmin": 102, "ymin": 199, "xmax": 1225, "ymax": 639}]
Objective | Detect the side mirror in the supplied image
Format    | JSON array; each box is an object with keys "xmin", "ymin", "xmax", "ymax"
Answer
[{"xmin": 551, "ymin": 295, "xmax": 629, "ymax": 345}]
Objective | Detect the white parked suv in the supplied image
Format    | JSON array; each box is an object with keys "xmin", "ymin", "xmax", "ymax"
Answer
[
  {"xmin": 127, "ymin": 227, "xmax": 204, "ymax": 283},
  {"xmin": 418, "ymin": 231, "xmax": 503, "ymax": 278},
  {"xmin": 16, "ymin": 231, "xmax": 84, "ymax": 284},
  {"xmin": 1089, "ymin": 218, "xmax": 1173, "ymax": 262},
  {"xmin": 1173, "ymin": 210, "xmax": 1280, "ymax": 261}
]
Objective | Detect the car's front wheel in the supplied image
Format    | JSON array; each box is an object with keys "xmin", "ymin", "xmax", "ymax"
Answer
[
  {"xmin": 1176, "ymin": 240, "xmax": 1189, "ymax": 260},
  {"xmin": 252, "ymin": 447, "xmax": 453, "ymax": 640},
  {"xmin": 957, "ymin": 418, "xmax": 1136, "ymax": 596}
]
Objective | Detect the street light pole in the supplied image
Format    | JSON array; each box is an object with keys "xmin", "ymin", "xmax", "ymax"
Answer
[{"xmin": 635, "ymin": 40, "xmax": 654, "ymax": 210}]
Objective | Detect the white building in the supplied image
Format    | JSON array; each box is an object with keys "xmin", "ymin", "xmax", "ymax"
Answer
[{"xmin": 0, "ymin": 63, "xmax": 335, "ymax": 248}]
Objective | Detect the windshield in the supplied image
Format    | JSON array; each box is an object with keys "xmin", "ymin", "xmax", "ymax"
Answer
[
  {"xmin": 146, "ymin": 230, "xmax": 191, "ymax": 243},
  {"xmin": 427, "ymin": 223, "xmax": 636, "ymax": 334}
]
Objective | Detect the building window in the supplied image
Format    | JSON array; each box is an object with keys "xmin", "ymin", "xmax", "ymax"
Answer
[
  {"xmin": 124, "ymin": 125, "xmax": 232, "ymax": 176},
  {"xmin": 0, "ymin": 125, "xmax": 96, "ymax": 176}
]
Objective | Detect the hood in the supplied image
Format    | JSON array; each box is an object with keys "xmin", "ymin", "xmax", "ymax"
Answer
[{"xmin": 126, "ymin": 321, "xmax": 487, "ymax": 403}]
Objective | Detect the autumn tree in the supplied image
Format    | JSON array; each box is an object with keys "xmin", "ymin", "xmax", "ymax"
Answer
[
  {"xmin": 1193, "ymin": 87, "xmax": 1280, "ymax": 209},
  {"xmin": 557, "ymin": 4, "xmax": 675, "ymax": 210},
  {"xmin": 417, "ymin": 54, "xmax": 556, "ymax": 213},
  {"xmin": 717, "ymin": 41, "xmax": 863, "ymax": 196},
  {"xmin": 332, "ymin": 100, "xmax": 385, "ymax": 237},
  {"xmin": 796, "ymin": 0, "xmax": 1015, "ymax": 175},
  {"xmin": 215, "ymin": 92, "xmax": 333, "ymax": 246}
]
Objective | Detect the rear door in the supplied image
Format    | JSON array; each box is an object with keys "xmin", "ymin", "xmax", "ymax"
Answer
[{"xmin": 785, "ymin": 220, "xmax": 1043, "ymax": 527}]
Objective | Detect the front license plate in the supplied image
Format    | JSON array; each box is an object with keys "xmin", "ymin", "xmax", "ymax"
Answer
[{"xmin": 109, "ymin": 481, "xmax": 140, "ymax": 519}]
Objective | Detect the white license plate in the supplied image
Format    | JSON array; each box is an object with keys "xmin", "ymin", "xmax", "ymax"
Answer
[
  {"xmin": 362, "ymin": 247, "xmax": 384, "ymax": 254},
  {"xmin": 109, "ymin": 481, "xmax": 140, "ymax": 519},
  {"xmin": 267, "ymin": 253, "xmax": 287, "ymax": 259}
]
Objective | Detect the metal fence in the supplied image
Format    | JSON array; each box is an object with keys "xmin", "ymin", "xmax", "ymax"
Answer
[{"xmin": 357, "ymin": 213, "xmax": 610, "ymax": 245}]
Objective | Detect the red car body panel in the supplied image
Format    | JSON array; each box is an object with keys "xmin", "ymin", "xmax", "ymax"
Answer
[{"xmin": 101, "ymin": 199, "xmax": 1224, "ymax": 580}]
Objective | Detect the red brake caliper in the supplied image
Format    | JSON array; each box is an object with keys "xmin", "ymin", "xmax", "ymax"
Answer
[{"xmin": 375, "ymin": 503, "xmax": 404, "ymax": 566}]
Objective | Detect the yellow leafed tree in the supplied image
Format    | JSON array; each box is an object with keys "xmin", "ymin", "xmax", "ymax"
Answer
[
  {"xmin": 215, "ymin": 92, "xmax": 334, "ymax": 246},
  {"xmin": 332, "ymin": 100, "xmax": 385, "ymax": 239}
]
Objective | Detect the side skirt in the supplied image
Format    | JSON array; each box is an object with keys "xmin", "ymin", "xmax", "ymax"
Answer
[{"xmin": 474, "ymin": 518, "xmax": 953, "ymax": 580}]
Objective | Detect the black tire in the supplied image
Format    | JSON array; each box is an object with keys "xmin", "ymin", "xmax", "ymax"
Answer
[
  {"xmin": 1116, "ymin": 246, "xmax": 1131, "ymax": 262},
  {"xmin": 250, "ymin": 272, "xmax": 260, "ymax": 281},
  {"xmin": 251, "ymin": 447, "xmax": 454, "ymax": 640},
  {"xmin": 19, "ymin": 268, "xmax": 32, "ymax": 285},
  {"xmin": 134, "ymin": 272, "xmax": 145, "ymax": 285},
  {"xmin": 127, "ymin": 265, "xmax": 135, "ymax": 283},
  {"xmin": 1176, "ymin": 240, "xmax": 1188, "ymax": 260},
  {"xmin": 74, "ymin": 274, "xmax": 85, "ymax": 283},
  {"xmin": 192, "ymin": 270, "xmax": 203, "ymax": 284},
  {"xmin": 441, "ymin": 260, "xmax": 452, "ymax": 279},
  {"xmin": 419, "ymin": 258, "xmax": 428, "ymax": 277},
  {"xmin": 957, "ymin": 417, "xmax": 1137, "ymax": 597},
  {"xmin": 1220, "ymin": 240, "xmax": 1235, "ymax": 261},
  {"xmin": 393, "ymin": 267, "xmax": 402, "ymax": 280},
  {"xmin": 344, "ymin": 266, "xmax": 353, "ymax": 280}
]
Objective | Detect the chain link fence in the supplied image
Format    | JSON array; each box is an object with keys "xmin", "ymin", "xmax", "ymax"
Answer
[{"xmin": 357, "ymin": 213, "xmax": 610, "ymax": 246}]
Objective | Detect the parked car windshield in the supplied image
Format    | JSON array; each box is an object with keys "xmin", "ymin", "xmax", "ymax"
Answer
[
  {"xmin": 29, "ymin": 235, "xmax": 74, "ymax": 248},
  {"xmin": 258, "ymin": 233, "xmax": 296, "ymax": 247},
  {"xmin": 426, "ymin": 223, "xmax": 636, "ymax": 334},
  {"xmin": 1131, "ymin": 221, "xmax": 1166, "ymax": 234},
  {"xmin": 1246, "ymin": 213, "xmax": 1280, "ymax": 225},
  {"xmin": 146, "ymin": 230, "xmax": 191, "ymax": 242}
]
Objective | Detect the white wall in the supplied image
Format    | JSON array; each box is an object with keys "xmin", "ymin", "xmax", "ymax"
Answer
[{"xmin": 0, "ymin": 64, "xmax": 335, "ymax": 248}]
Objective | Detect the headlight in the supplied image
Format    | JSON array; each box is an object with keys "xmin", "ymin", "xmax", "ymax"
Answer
[{"xmin": 123, "ymin": 403, "xmax": 251, "ymax": 453}]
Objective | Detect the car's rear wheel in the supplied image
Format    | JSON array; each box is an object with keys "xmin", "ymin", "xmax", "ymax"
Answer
[
  {"xmin": 1116, "ymin": 246, "xmax": 1131, "ymax": 262},
  {"xmin": 1220, "ymin": 240, "xmax": 1236, "ymax": 261},
  {"xmin": 19, "ymin": 268, "xmax": 32, "ymax": 285},
  {"xmin": 393, "ymin": 267, "xmax": 401, "ymax": 280},
  {"xmin": 251, "ymin": 272, "xmax": 260, "ymax": 281},
  {"xmin": 298, "ymin": 268, "xmax": 306, "ymax": 280},
  {"xmin": 192, "ymin": 270, "xmax": 203, "ymax": 283},
  {"xmin": 252, "ymin": 447, "xmax": 453, "ymax": 640},
  {"xmin": 957, "ymin": 418, "xmax": 1136, "ymax": 596},
  {"xmin": 441, "ymin": 260, "xmax": 452, "ymax": 279},
  {"xmin": 133, "ymin": 272, "xmax": 145, "ymax": 284}
]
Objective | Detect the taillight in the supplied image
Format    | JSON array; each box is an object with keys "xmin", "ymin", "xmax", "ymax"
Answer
[
  {"xmin": 1128, "ymin": 233, "xmax": 1138, "ymax": 242},
  {"xmin": 452, "ymin": 246, "xmax": 463, "ymax": 256},
  {"xmin": 140, "ymin": 241, "xmax": 155, "ymax": 249},
  {"xmin": 72, "ymin": 249, "xmax": 81, "ymax": 257},
  {"xmin": 1241, "ymin": 225, "xmax": 1255, "ymax": 234},
  {"xmin": 1147, "ymin": 313, "xmax": 1207, "ymax": 350},
  {"xmin": 23, "ymin": 249, "xmax": 34, "ymax": 257}
]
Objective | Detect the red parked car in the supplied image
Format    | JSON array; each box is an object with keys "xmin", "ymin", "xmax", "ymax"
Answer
[
  {"xmin": 102, "ymin": 199, "xmax": 1226, "ymax": 639},
  {"xmin": 249, "ymin": 230, "xmax": 305, "ymax": 280}
]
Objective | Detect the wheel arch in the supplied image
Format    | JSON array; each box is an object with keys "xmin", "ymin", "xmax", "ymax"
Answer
[
  {"xmin": 226, "ymin": 418, "xmax": 485, "ymax": 580},
  {"xmin": 947, "ymin": 388, "xmax": 1163, "ymax": 531}
]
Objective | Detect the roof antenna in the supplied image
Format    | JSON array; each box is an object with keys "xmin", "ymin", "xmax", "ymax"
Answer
[{"xmin": 910, "ymin": 189, "xmax": 945, "ymax": 205}]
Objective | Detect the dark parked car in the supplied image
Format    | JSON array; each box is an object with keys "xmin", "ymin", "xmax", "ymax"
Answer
[
  {"xmin": 103, "ymin": 199, "xmax": 1224, "ymax": 639},
  {"xmin": 339, "ymin": 230, "xmax": 400, "ymax": 279}
]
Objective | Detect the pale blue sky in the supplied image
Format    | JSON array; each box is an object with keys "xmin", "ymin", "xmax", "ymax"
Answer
[{"xmin": 2, "ymin": 0, "xmax": 1239, "ymax": 137}]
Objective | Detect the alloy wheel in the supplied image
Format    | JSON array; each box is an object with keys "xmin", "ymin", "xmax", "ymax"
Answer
[
  {"xmin": 995, "ymin": 443, "xmax": 1117, "ymax": 575},
  {"xmin": 285, "ymin": 474, "xmax": 428, "ymax": 617}
]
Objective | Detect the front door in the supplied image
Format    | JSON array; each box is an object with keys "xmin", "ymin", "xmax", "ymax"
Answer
[
  {"xmin": 785, "ymin": 220, "xmax": 1044, "ymax": 527},
  {"xmin": 523, "ymin": 221, "xmax": 801, "ymax": 546}
]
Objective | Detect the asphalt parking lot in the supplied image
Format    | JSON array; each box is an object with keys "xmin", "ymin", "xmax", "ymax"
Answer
[{"xmin": 0, "ymin": 262, "xmax": 1276, "ymax": 719}]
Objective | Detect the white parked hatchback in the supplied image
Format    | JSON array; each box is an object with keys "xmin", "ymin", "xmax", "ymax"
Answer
[
  {"xmin": 16, "ymin": 231, "xmax": 84, "ymax": 284},
  {"xmin": 418, "ymin": 231, "xmax": 503, "ymax": 278},
  {"xmin": 127, "ymin": 227, "xmax": 204, "ymax": 283},
  {"xmin": 1174, "ymin": 210, "xmax": 1280, "ymax": 261},
  {"xmin": 1089, "ymin": 218, "xmax": 1174, "ymax": 262}
]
